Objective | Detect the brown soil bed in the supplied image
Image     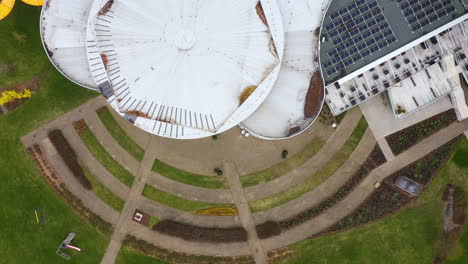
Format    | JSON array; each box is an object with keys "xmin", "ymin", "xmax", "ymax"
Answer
[
  {"xmin": 48, "ymin": 129, "xmax": 92, "ymax": 190},
  {"xmin": 385, "ymin": 109, "xmax": 457, "ymax": 156},
  {"xmin": 255, "ymin": 221, "xmax": 281, "ymax": 239},
  {"xmin": 0, "ymin": 76, "xmax": 40, "ymax": 93},
  {"xmin": 266, "ymin": 247, "xmax": 293, "ymax": 263},
  {"xmin": 304, "ymin": 72, "xmax": 325, "ymax": 119},
  {"xmin": 123, "ymin": 235, "xmax": 255, "ymax": 264},
  {"xmin": 152, "ymin": 220, "xmax": 247, "ymax": 243},
  {"xmin": 27, "ymin": 144, "xmax": 113, "ymax": 236}
]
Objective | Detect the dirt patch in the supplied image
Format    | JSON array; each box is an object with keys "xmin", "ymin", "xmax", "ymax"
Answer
[
  {"xmin": 267, "ymin": 247, "xmax": 293, "ymax": 263},
  {"xmin": 304, "ymin": 72, "xmax": 324, "ymax": 119},
  {"xmin": 0, "ymin": 76, "xmax": 40, "ymax": 93},
  {"xmin": 256, "ymin": 2, "xmax": 268, "ymax": 26},
  {"xmin": 123, "ymin": 235, "xmax": 255, "ymax": 264}
]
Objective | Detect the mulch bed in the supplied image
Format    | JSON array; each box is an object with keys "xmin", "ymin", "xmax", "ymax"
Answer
[
  {"xmin": 279, "ymin": 144, "xmax": 386, "ymax": 230},
  {"xmin": 385, "ymin": 109, "xmax": 457, "ymax": 155},
  {"xmin": 384, "ymin": 136, "xmax": 461, "ymax": 186},
  {"xmin": 255, "ymin": 221, "xmax": 281, "ymax": 239},
  {"xmin": 123, "ymin": 235, "xmax": 255, "ymax": 264},
  {"xmin": 266, "ymin": 247, "xmax": 293, "ymax": 263},
  {"xmin": 48, "ymin": 129, "xmax": 92, "ymax": 190},
  {"xmin": 73, "ymin": 119, "xmax": 88, "ymax": 136},
  {"xmin": 27, "ymin": 144, "xmax": 113, "ymax": 236},
  {"xmin": 152, "ymin": 220, "xmax": 247, "ymax": 243},
  {"xmin": 304, "ymin": 72, "xmax": 325, "ymax": 119},
  {"xmin": 0, "ymin": 76, "xmax": 40, "ymax": 93}
]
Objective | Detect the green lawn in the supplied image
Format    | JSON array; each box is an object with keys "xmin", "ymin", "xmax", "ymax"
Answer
[
  {"xmin": 152, "ymin": 159, "xmax": 228, "ymax": 189},
  {"xmin": 97, "ymin": 108, "xmax": 145, "ymax": 161},
  {"xmin": 240, "ymin": 138, "xmax": 325, "ymax": 187},
  {"xmin": 116, "ymin": 247, "xmax": 170, "ymax": 264},
  {"xmin": 280, "ymin": 138, "xmax": 468, "ymax": 264},
  {"xmin": 142, "ymin": 185, "xmax": 234, "ymax": 213},
  {"xmin": 82, "ymin": 166, "xmax": 125, "ymax": 212},
  {"xmin": 0, "ymin": 5, "xmax": 110, "ymax": 264},
  {"xmin": 80, "ymin": 128, "xmax": 134, "ymax": 187},
  {"xmin": 249, "ymin": 118, "xmax": 368, "ymax": 212}
]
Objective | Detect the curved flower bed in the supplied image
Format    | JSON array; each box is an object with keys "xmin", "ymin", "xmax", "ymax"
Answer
[
  {"xmin": 279, "ymin": 144, "xmax": 386, "ymax": 230},
  {"xmin": 386, "ymin": 110, "xmax": 457, "ymax": 155}
]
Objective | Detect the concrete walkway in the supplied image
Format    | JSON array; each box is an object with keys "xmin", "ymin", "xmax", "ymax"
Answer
[
  {"xmin": 100, "ymin": 137, "xmax": 155, "ymax": 264},
  {"xmin": 225, "ymin": 162, "xmax": 268, "ymax": 264},
  {"xmin": 262, "ymin": 118, "xmax": 468, "ymax": 250},
  {"xmin": 377, "ymin": 138, "xmax": 395, "ymax": 161},
  {"xmin": 245, "ymin": 107, "xmax": 363, "ymax": 200}
]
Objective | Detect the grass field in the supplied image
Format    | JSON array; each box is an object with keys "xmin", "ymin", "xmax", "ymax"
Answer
[
  {"xmin": 152, "ymin": 159, "xmax": 228, "ymax": 189},
  {"xmin": 97, "ymin": 108, "xmax": 145, "ymax": 161},
  {"xmin": 0, "ymin": 5, "xmax": 111, "ymax": 264},
  {"xmin": 249, "ymin": 118, "xmax": 368, "ymax": 212},
  {"xmin": 80, "ymin": 128, "xmax": 134, "ymax": 187},
  {"xmin": 240, "ymin": 138, "xmax": 325, "ymax": 187},
  {"xmin": 82, "ymin": 166, "xmax": 125, "ymax": 212},
  {"xmin": 116, "ymin": 247, "xmax": 170, "ymax": 264},
  {"xmin": 280, "ymin": 138, "xmax": 468, "ymax": 264},
  {"xmin": 142, "ymin": 185, "xmax": 234, "ymax": 213}
]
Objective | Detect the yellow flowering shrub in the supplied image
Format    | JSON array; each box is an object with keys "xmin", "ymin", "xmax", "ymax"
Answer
[
  {"xmin": 0, "ymin": 89, "xmax": 32, "ymax": 105},
  {"xmin": 196, "ymin": 207, "xmax": 238, "ymax": 216}
]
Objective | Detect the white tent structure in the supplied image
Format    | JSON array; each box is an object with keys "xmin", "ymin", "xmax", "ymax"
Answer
[{"xmin": 41, "ymin": 0, "xmax": 327, "ymax": 140}]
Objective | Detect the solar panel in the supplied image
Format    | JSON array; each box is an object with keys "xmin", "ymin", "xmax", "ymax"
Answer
[
  {"xmin": 323, "ymin": 0, "xmax": 397, "ymax": 77},
  {"xmin": 397, "ymin": 0, "xmax": 457, "ymax": 32}
]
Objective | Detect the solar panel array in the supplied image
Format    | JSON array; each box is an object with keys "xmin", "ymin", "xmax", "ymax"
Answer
[
  {"xmin": 397, "ymin": 0, "xmax": 457, "ymax": 32},
  {"xmin": 322, "ymin": 0, "xmax": 397, "ymax": 77}
]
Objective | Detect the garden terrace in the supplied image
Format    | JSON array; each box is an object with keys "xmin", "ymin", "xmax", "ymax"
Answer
[
  {"xmin": 248, "ymin": 117, "xmax": 368, "ymax": 212},
  {"xmin": 48, "ymin": 129, "xmax": 92, "ymax": 190},
  {"xmin": 385, "ymin": 109, "xmax": 457, "ymax": 155},
  {"xmin": 278, "ymin": 142, "xmax": 386, "ymax": 230},
  {"xmin": 82, "ymin": 165, "xmax": 125, "ymax": 212},
  {"xmin": 152, "ymin": 221, "xmax": 247, "ymax": 243},
  {"xmin": 76, "ymin": 121, "xmax": 135, "ymax": 186},
  {"xmin": 152, "ymin": 159, "xmax": 228, "ymax": 189},
  {"xmin": 97, "ymin": 107, "xmax": 145, "ymax": 161},
  {"xmin": 142, "ymin": 185, "xmax": 235, "ymax": 214},
  {"xmin": 240, "ymin": 137, "xmax": 325, "ymax": 187}
]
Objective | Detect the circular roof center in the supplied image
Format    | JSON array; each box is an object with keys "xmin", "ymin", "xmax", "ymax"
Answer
[{"xmin": 175, "ymin": 30, "xmax": 196, "ymax": 50}]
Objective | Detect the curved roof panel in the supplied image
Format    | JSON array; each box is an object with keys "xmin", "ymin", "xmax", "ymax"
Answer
[
  {"xmin": 241, "ymin": 0, "xmax": 326, "ymax": 139},
  {"xmin": 40, "ymin": 0, "xmax": 98, "ymax": 90}
]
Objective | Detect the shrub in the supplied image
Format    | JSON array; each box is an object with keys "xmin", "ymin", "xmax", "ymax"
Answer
[
  {"xmin": 48, "ymin": 129, "xmax": 92, "ymax": 190},
  {"xmin": 256, "ymin": 221, "xmax": 281, "ymax": 239},
  {"xmin": 281, "ymin": 150, "xmax": 288, "ymax": 160},
  {"xmin": 152, "ymin": 220, "xmax": 247, "ymax": 243},
  {"xmin": 0, "ymin": 89, "xmax": 32, "ymax": 105},
  {"xmin": 214, "ymin": 168, "xmax": 223, "ymax": 176}
]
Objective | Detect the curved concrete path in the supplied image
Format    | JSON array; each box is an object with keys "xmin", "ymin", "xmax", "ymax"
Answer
[
  {"xmin": 261, "ymin": 118, "xmax": 468, "ymax": 251},
  {"xmin": 146, "ymin": 171, "xmax": 233, "ymax": 204},
  {"xmin": 245, "ymin": 108, "xmax": 363, "ymax": 200},
  {"xmin": 252, "ymin": 127, "xmax": 376, "ymax": 223}
]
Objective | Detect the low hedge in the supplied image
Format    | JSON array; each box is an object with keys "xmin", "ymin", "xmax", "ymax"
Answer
[
  {"xmin": 153, "ymin": 220, "xmax": 247, "ymax": 243},
  {"xmin": 48, "ymin": 129, "xmax": 91, "ymax": 190},
  {"xmin": 256, "ymin": 221, "xmax": 281, "ymax": 239}
]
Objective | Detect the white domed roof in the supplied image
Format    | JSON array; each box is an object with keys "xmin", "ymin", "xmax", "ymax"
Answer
[{"xmin": 86, "ymin": 0, "xmax": 284, "ymax": 138}]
